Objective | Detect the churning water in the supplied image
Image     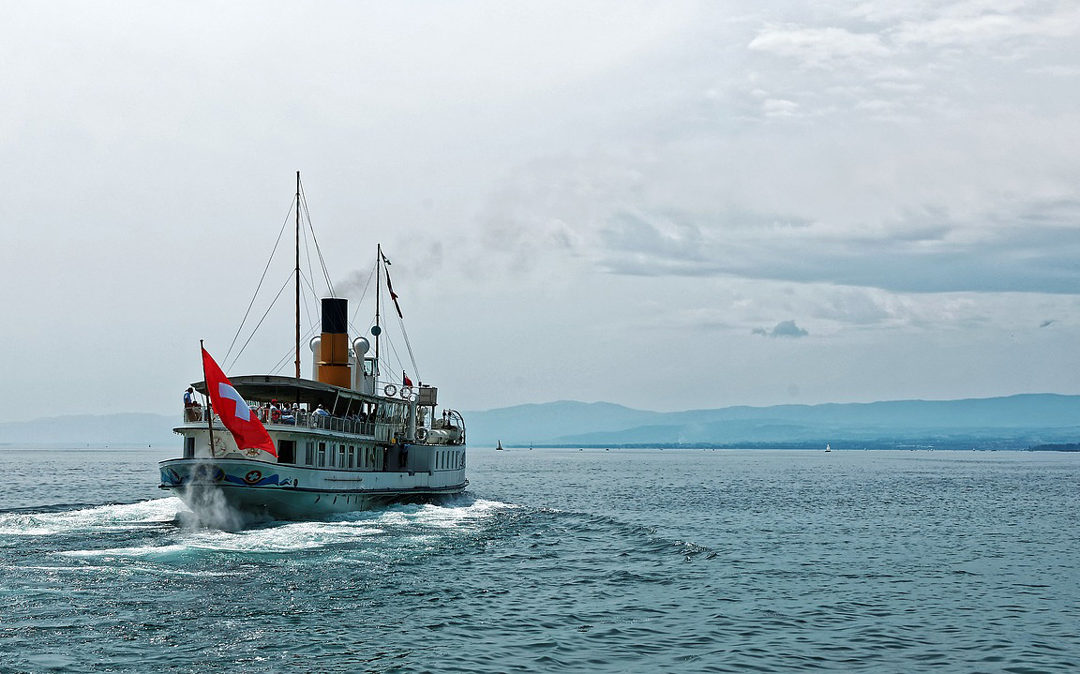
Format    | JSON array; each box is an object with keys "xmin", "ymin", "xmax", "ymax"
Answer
[{"xmin": 0, "ymin": 447, "xmax": 1077, "ymax": 672}]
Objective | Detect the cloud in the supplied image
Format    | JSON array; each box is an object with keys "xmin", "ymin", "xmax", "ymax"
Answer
[
  {"xmin": 753, "ymin": 320, "xmax": 809, "ymax": 338},
  {"xmin": 481, "ymin": 153, "xmax": 1080, "ymax": 294},
  {"xmin": 891, "ymin": 5, "xmax": 1080, "ymax": 48},
  {"xmin": 762, "ymin": 98, "xmax": 800, "ymax": 117},
  {"xmin": 748, "ymin": 25, "xmax": 892, "ymax": 67}
]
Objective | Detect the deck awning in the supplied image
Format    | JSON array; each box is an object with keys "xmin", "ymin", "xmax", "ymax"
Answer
[{"xmin": 191, "ymin": 375, "xmax": 386, "ymax": 413}]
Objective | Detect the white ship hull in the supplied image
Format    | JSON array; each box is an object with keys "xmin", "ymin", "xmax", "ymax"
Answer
[{"xmin": 160, "ymin": 454, "xmax": 467, "ymax": 519}]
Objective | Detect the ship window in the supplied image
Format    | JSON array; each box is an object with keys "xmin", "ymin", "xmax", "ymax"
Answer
[
  {"xmin": 339, "ymin": 444, "xmax": 346, "ymax": 467},
  {"xmin": 348, "ymin": 445, "xmax": 355, "ymax": 468},
  {"xmin": 278, "ymin": 440, "xmax": 296, "ymax": 464},
  {"xmin": 329, "ymin": 444, "xmax": 336, "ymax": 467},
  {"xmin": 184, "ymin": 436, "xmax": 195, "ymax": 459},
  {"xmin": 318, "ymin": 442, "xmax": 326, "ymax": 467},
  {"xmin": 305, "ymin": 442, "xmax": 314, "ymax": 465}
]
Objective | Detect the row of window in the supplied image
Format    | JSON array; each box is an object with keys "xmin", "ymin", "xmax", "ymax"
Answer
[
  {"xmin": 302, "ymin": 441, "xmax": 385, "ymax": 470},
  {"xmin": 435, "ymin": 449, "xmax": 465, "ymax": 471},
  {"xmin": 184, "ymin": 436, "xmax": 463, "ymax": 472}
]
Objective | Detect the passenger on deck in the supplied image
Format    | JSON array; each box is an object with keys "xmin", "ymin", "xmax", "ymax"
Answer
[
  {"xmin": 313, "ymin": 404, "xmax": 330, "ymax": 428},
  {"xmin": 183, "ymin": 387, "xmax": 201, "ymax": 421}
]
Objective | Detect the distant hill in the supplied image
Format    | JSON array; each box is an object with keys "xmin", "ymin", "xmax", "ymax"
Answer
[
  {"xmin": 2, "ymin": 394, "xmax": 1078, "ymax": 450},
  {"xmin": 464, "ymin": 394, "xmax": 1080, "ymax": 449}
]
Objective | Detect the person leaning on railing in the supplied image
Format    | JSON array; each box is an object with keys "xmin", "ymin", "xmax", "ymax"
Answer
[{"xmin": 183, "ymin": 387, "xmax": 202, "ymax": 422}]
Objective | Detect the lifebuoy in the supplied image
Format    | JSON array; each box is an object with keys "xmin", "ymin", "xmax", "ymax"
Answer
[
  {"xmin": 211, "ymin": 436, "xmax": 227, "ymax": 457},
  {"xmin": 416, "ymin": 428, "xmax": 428, "ymax": 441},
  {"xmin": 383, "ymin": 384, "xmax": 398, "ymax": 397},
  {"xmin": 400, "ymin": 386, "xmax": 412, "ymax": 399}
]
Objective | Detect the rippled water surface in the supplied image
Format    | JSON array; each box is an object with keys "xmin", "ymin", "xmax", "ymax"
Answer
[{"xmin": 0, "ymin": 448, "xmax": 1078, "ymax": 673}]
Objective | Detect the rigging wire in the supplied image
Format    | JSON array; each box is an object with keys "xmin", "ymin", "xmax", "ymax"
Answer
[
  {"xmin": 298, "ymin": 179, "xmax": 336, "ymax": 297},
  {"xmin": 213, "ymin": 184, "xmax": 428, "ymax": 385},
  {"xmin": 394, "ymin": 311, "xmax": 421, "ymax": 382},
  {"xmin": 377, "ymin": 251, "xmax": 421, "ymax": 381},
  {"xmin": 349, "ymin": 261, "xmax": 377, "ymax": 326},
  {"xmin": 226, "ymin": 270, "xmax": 296, "ymax": 372},
  {"xmin": 270, "ymin": 321, "xmax": 321, "ymax": 375},
  {"xmin": 224, "ymin": 197, "xmax": 295, "ymax": 364},
  {"xmin": 298, "ymin": 214, "xmax": 320, "ymax": 337}
]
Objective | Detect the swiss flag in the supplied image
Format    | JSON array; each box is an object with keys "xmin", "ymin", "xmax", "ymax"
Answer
[{"xmin": 201, "ymin": 347, "xmax": 276, "ymax": 457}]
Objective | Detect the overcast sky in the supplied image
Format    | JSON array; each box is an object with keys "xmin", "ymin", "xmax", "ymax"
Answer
[{"xmin": 3, "ymin": 1, "xmax": 1080, "ymax": 422}]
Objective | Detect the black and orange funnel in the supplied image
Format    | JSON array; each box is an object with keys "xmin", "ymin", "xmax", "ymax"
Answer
[{"xmin": 318, "ymin": 297, "xmax": 351, "ymax": 387}]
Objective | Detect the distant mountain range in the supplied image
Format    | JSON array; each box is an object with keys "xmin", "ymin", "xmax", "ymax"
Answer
[
  {"xmin": 2, "ymin": 394, "xmax": 1079, "ymax": 449},
  {"xmin": 463, "ymin": 394, "xmax": 1080, "ymax": 449}
]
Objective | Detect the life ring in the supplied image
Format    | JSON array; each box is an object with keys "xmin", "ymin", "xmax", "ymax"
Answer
[
  {"xmin": 416, "ymin": 428, "xmax": 428, "ymax": 441},
  {"xmin": 211, "ymin": 436, "xmax": 227, "ymax": 457},
  {"xmin": 400, "ymin": 386, "xmax": 412, "ymax": 399},
  {"xmin": 383, "ymin": 384, "xmax": 398, "ymax": 397}
]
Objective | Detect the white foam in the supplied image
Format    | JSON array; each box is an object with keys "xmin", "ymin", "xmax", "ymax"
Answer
[
  {"xmin": 0, "ymin": 498, "xmax": 184, "ymax": 536},
  {"xmin": 60, "ymin": 543, "xmax": 193, "ymax": 559},
  {"xmin": 5, "ymin": 497, "xmax": 518, "ymax": 560}
]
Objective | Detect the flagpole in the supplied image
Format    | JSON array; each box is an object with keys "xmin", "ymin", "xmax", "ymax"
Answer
[{"xmin": 201, "ymin": 339, "xmax": 216, "ymax": 457}]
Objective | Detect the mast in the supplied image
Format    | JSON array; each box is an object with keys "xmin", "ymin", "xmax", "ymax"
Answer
[
  {"xmin": 375, "ymin": 244, "xmax": 382, "ymax": 371},
  {"xmin": 294, "ymin": 171, "xmax": 301, "ymax": 380}
]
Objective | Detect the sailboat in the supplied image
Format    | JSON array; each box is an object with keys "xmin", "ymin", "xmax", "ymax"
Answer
[
  {"xmin": 825, "ymin": 443, "xmax": 832, "ymax": 452},
  {"xmin": 158, "ymin": 173, "xmax": 467, "ymax": 521},
  {"xmin": 496, "ymin": 440, "xmax": 504, "ymax": 451}
]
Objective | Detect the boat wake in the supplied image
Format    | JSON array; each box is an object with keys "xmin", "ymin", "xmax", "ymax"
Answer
[
  {"xmin": 0, "ymin": 498, "xmax": 184, "ymax": 538},
  {"xmin": 0, "ymin": 495, "xmax": 518, "ymax": 565}
]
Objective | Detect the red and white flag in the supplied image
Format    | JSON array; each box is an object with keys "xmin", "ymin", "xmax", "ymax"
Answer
[{"xmin": 201, "ymin": 347, "xmax": 276, "ymax": 457}]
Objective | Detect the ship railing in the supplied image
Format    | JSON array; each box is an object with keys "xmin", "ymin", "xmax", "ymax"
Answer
[
  {"xmin": 182, "ymin": 405, "xmax": 376, "ymax": 436},
  {"xmin": 277, "ymin": 412, "xmax": 376, "ymax": 436}
]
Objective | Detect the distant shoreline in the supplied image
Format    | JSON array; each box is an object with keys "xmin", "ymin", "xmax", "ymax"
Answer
[{"xmin": 487, "ymin": 443, "xmax": 1068, "ymax": 452}]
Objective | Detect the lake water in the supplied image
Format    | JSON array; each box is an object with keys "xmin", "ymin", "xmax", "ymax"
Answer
[{"xmin": 0, "ymin": 447, "xmax": 1077, "ymax": 672}]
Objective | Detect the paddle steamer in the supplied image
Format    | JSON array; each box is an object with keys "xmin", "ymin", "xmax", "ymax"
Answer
[{"xmin": 159, "ymin": 174, "xmax": 467, "ymax": 519}]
